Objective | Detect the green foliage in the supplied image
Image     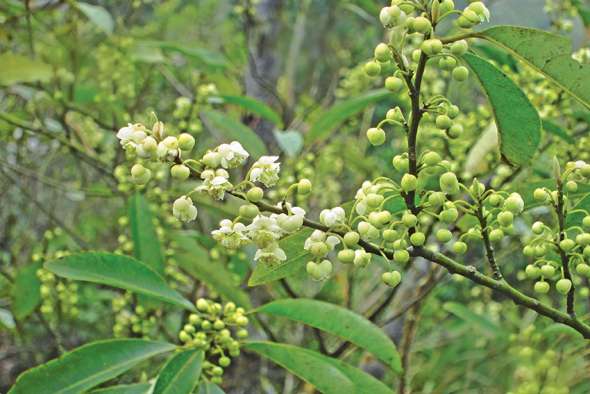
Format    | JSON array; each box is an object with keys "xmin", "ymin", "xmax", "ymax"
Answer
[{"xmin": 153, "ymin": 349, "xmax": 204, "ymax": 394}]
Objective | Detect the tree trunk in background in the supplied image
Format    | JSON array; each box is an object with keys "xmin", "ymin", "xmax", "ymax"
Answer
[{"xmin": 244, "ymin": 0, "xmax": 285, "ymax": 151}]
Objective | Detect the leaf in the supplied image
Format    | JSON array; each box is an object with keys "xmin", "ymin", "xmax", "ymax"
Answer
[
  {"xmin": 0, "ymin": 53, "xmax": 52, "ymax": 85},
  {"xmin": 244, "ymin": 342, "xmax": 393, "ymax": 394},
  {"xmin": 146, "ymin": 41, "xmax": 228, "ymax": 68},
  {"xmin": 463, "ymin": 53, "xmax": 541, "ymax": 166},
  {"xmin": 174, "ymin": 233, "xmax": 251, "ymax": 308},
  {"xmin": 129, "ymin": 193, "xmax": 165, "ymax": 275},
  {"xmin": 464, "ymin": 123, "xmax": 498, "ymax": 175},
  {"xmin": 479, "ymin": 26, "xmax": 590, "ymax": 109},
  {"xmin": 89, "ymin": 383, "xmax": 152, "ymax": 394},
  {"xmin": 443, "ymin": 302, "xmax": 500, "ymax": 336},
  {"xmin": 542, "ymin": 120, "xmax": 575, "ymax": 144},
  {"xmin": 44, "ymin": 252, "xmax": 195, "ymax": 311},
  {"xmin": 11, "ymin": 261, "xmax": 42, "ymax": 320},
  {"xmin": 572, "ymin": 0, "xmax": 590, "ymax": 27},
  {"xmin": 202, "ymin": 110, "xmax": 267, "ymax": 158},
  {"xmin": 77, "ymin": 3, "xmax": 114, "ymax": 34},
  {"xmin": 273, "ymin": 130, "xmax": 304, "ymax": 157},
  {"xmin": 9, "ymin": 339, "xmax": 175, "ymax": 394},
  {"xmin": 220, "ymin": 95, "xmax": 282, "ymax": 127},
  {"xmin": 248, "ymin": 228, "xmax": 313, "ymax": 286},
  {"xmin": 198, "ymin": 382, "xmax": 226, "ymax": 394},
  {"xmin": 153, "ymin": 349, "xmax": 204, "ymax": 394},
  {"xmin": 568, "ymin": 193, "xmax": 590, "ymax": 227},
  {"xmin": 306, "ymin": 89, "xmax": 391, "ymax": 143},
  {"xmin": 257, "ymin": 298, "xmax": 401, "ymax": 372}
]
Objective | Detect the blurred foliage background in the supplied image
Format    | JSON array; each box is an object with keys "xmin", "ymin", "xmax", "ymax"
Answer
[{"xmin": 1, "ymin": 0, "xmax": 590, "ymax": 393}]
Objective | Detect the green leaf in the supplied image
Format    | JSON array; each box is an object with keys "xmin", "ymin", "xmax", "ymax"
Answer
[
  {"xmin": 129, "ymin": 193, "xmax": 165, "ymax": 275},
  {"xmin": 257, "ymin": 298, "xmax": 401, "ymax": 372},
  {"xmin": 463, "ymin": 53, "xmax": 541, "ymax": 166},
  {"xmin": 479, "ymin": 26, "xmax": 590, "ymax": 109},
  {"xmin": 568, "ymin": 193, "xmax": 590, "ymax": 227},
  {"xmin": 174, "ymin": 232, "xmax": 251, "ymax": 308},
  {"xmin": 248, "ymin": 228, "xmax": 313, "ymax": 286},
  {"xmin": 0, "ymin": 53, "xmax": 52, "ymax": 85},
  {"xmin": 220, "ymin": 95, "xmax": 282, "ymax": 127},
  {"xmin": 77, "ymin": 3, "xmax": 114, "ymax": 34},
  {"xmin": 542, "ymin": 120, "xmax": 575, "ymax": 144},
  {"xmin": 11, "ymin": 261, "xmax": 42, "ymax": 320},
  {"xmin": 572, "ymin": 0, "xmax": 590, "ymax": 27},
  {"xmin": 89, "ymin": 383, "xmax": 152, "ymax": 394},
  {"xmin": 306, "ymin": 89, "xmax": 391, "ymax": 143},
  {"xmin": 198, "ymin": 382, "xmax": 226, "ymax": 394},
  {"xmin": 202, "ymin": 110, "xmax": 267, "ymax": 158},
  {"xmin": 244, "ymin": 342, "xmax": 393, "ymax": 394},
  {"xmin": 9, "ymin": 339, "xmax": 175, "ymax": 394},
  {"xmin": 145, "ymin": 41, "xmax": 228, "ymax": 68},
  {"xmin": 153, "ymin": 349, "xmax": 204, "ymax": 394},
  {"xmin": 44, "ymin": 252, "xmax": 195, "ymax": 311},
  {"xmin": 443, "ymin": 302, "xmax": 500, "ymax": 336},
  {"xmin": 273, "ymin": 130, "xmax": 304, "ymax": 157}
]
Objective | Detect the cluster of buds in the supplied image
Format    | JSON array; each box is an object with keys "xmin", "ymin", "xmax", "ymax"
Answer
[
  {"xmin": 523, "ymin": 160, "xmax": 590, "ymax": 294},
  {"xmin": 178, "ymin": 299, "xmax": 248, "ymax": 385},
  {"xmin": 112, "ymin": 294, "xmax": 157, "ymax": 338}
]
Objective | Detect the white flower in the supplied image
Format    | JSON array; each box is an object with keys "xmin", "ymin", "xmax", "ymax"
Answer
[
  {"xmin": 212, "ymin": 219, "xmax": 250, "ymax": 249},
  {"xmin": 254, "ymin": 243, "xmax": 287, "ymax": 265},
  {"xmin": 173, "ymin": 196, "xmax": 198, "ymax": 222},
  {"xmin": 319, "ymin": 207, "xmax": 346, "ymax": 227},
  {"xmin": 216, "ymin": 141, "xmax": 249, "ymax": 169},
  {"xmin": 157, "ymin": 136, "xmax": 180, "ymax": 161},
  {"xmin": 116, "ymin": 123, "xmax": 147, "ymax": 149},
  {"xmin": 247, "ymin": 215, "xmax": 283, "ymax": 248},
  {"xmin": 196, "ymin": 169, "xmax": 232, "ymax": 200},
  {"xmin": 275, "ymin": 205, "xmax": 306, "ymax": 233},
  {"xmin": 249, "ymin": 156, "xmax": 280, "ymax": 187},
  {"xmin": 303, "ymin": 230, "xmax": 340, "ymax": 256}
]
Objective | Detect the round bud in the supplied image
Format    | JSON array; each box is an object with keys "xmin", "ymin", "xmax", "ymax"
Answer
[
  {"xmin": 202, "ymin": 151, "xmax": 221, "ymax": 168},
  {"xmin": 382, "ymin": 271, "xmax": 402, "ymax": 287},
  {"xmin": 367, "ymin": 127, "xmax": 386, "ymax": 146},
  {"xmin": 534, "ymin": 281, "xmax": 550, "ymax": 294},
  {"xmin": 219, "ymin": 356, "xmax": 231, "ymax": 367},
  {"xmin": 383, "ymin": 229, "xmax": 398, "ymax": 242},
  {"xmin": 533, "ymin": 188, "xmax": 548, "ymax": 202},
  {"xmin": 447, "ymin": 124, "xmax": 463, "ymax": 138},
  {"xmin": 338, "ymin": 249, "xmax": 355, "ymax": 264},
  {"xmin": 410, "ymin": 232, "xmax": 426, "ymax": 246},
  {"xmin": 196, "ymin": 298, "xmax": 209, "ymax": 312},
  {"xmin": 392, "ymin": 155, "xmax": 409, "ymax": 172},
  {"xmin": 576, "ymin": 263, "xmax": 590, "ymax": 276},
  {"xmin": 247, "ymin": 187, "xmax": 264, "ymax": 202},
  {"xmin": 435, "ymin": 115, "xmax": 452, "ymax": 129},
  {"xmin": 439, "ymin": 0, "xmax": 455, "ymax": 14},
  {"xmin": 447, "ymin": 105, "xmax": 460, "ymax": 118},
  {"xmin": 452, "ymin": 241, "xmax": 468, "ymax": 254},
  {"xmin": 318, "ymin": 260, "xmax": 333, "ymax": 277},
  {"xmin": 385, "ymin": 76, "xmax": 404, "ymax": 92},
  {"xmin": 310, "ymin": 242, "xmax": 329, "ymax": 258},
  {"xmin": 440, "ymin": 208, "xmax": 459, "ymax": 224},
  {"xmin": 171, "ymin": 164, "xmax": 190, "ymax": 180},
  {"xmin": 452, "ymin": 66, "xmax": 469, "ymax": 81},
  {"xmin": 583, "ymin": 216, "xmax": 590, "ymax": 229},
  {"xmin": 423, "ymin": 151, "xmax": 441, "ymax": 166},
  {"xmin": 556, "ymin": 278, "xmax": 572, "ymax": 295},
  {"xmin": 428, "ymin": 191, "xmax": 446, "ymax": 207},
  {"xmin": 559, "ymin": 238, "xmax": 575, "ymax": 252},
  {"xmin": 413, "ymin": 16, "xmax": 432, "ymax": 33},
  {"xmin": 131, "ymin": 164, "xmax": 151, "ymax": 185},
  {"xmin": 374, "ymin": 43, "xmax": 392, "ymax": 62},
  {"xmin": 421, "ymin": 39, "xmax": 443, "ymax": 55},
  {"xmin": 440, "ymin": 172, "xmax": 460, "ymax": 194},
  {"xmin": 344, "ymin": 231, "xmax": 360, "ymax": 247},
  {"xmin": 489, "ymin": 228, "xmax": 504, "ymax": 242},
  {"xmin": 297, "ymin": 178, "xmax": 312, "ymax": 195},
  {"xmin": 541, "ymin": 264, "xmax": 556, "ymax": 277},
  {"xmin": 239, "ymin": 204, "xmax": 259, "ymax": 219},
  {"xmin": 451, "ymin": 40, "xmax": 469, "ymax": 56},
  {"xmin": 566, "ymin": 180, "xmax": 578, "ymax": 192},
  {"xmin": 386, "ymin": 107, "xmax": 405, "ymax": 122},
  {"xmin": 525, "ymin": 264, "xmax": 541, "ymax": 279},
  {"xmin": 394, "ymin": 250, "xmax": 410, "ymax": 264},
  {"xmin": 436, "ymin": 228, "xmax": 453, "ymax": 243},
  {"xmin": 401, "ymin": 173, "xmax": 418, "ymax": 192},
  {"xmin": 178, "ymin": 133, "xmax": 196, "ymax": 151},
  {"xmin": 364, "ymin": 61, "xmax": 381, "ymax": 77},
  {"xmin": 497, "ymin": 211, "xmax": 514, "ymax": 227},
  {"xmin": 366, "ymin": 193, "xmax": 384, "ymax": 208}
]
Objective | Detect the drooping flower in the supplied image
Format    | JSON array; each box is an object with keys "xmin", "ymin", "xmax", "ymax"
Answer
[
  {"xmin": 319, "ymin": 207, "xmax": 346, "ymax": 227},
  {"xmin": 216, "ymin": 141, "xmax": 249, "ymax": 169},
  {"xmin": 212, "ymin": 219, "xmax": 250, "ymax": 249},
  {"xmin": 254, "ymin": 243, "xmax": 287, "ymax": 265},
  {"xmin": 196, "ymin": 169, "xmax": 232, "ymax": 200},
  {"xmin": 249, "ymin": 156, "xmax": 280, "ymax": 187},
  {"xmin": 173, "ymin": 196, "xmax": 198, "ymax": 222},
  {"xmin": 116, "ymin": 123, "xmax": 147, "ymax": 150},
  {"xmin": 247, "ymin": 215, "xmax": 283, "ymax": 249}
]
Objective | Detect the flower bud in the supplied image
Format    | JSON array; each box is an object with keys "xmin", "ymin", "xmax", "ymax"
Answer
[
  {"xmin": 171, "ymin": 164, "xmax": 190, "ymax": 180},
  {"xmin": 178, "ymin": 133, "xmax": 196, "ymax": 151}
]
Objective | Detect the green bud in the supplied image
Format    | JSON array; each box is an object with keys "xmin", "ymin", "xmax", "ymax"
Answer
[
  {"xmin": 364, "ymin": 61, "xmax": 381, "ymax": 77},
  {"xmin": 171, "ymin": 164, "xmax": 190, "ymax": 180},
  {"xmin": 410, "ymin": 232, "xmax": 426, "ymax": 246},
  {"xmin": 247, "ymin": 187, "xmax": 264, "ymax": 202},
  {"xmin": 452, "ymin": 66, "xmax": 469, "ymax": 82},
  {"xmin": 555, "ymin": 278, "xmax": 572, "ymax": 295},
  {"xmin": 452, "ymin": 241, "xmax": 467, "ymax": 254},
  {"xmin": 239, "ymin": 204, "xmax": 259, "ymax": 219},
  {"xmin": 534, "ymin": 281, "xmax": 550, "ymax": 294},
  {"xmin": 178, "ymin": 133, "xmax": 196, "ymax": 151},
  {"xmin": 385, "ymin": 76, "xmax": 404, "ymax": 92},
  {"xmin": 401, "ymin": 173, "xmax": 418, "ymax": 192},
  {"xmin": 344, "ymin": 231, "xmax": 360, "ymax": 246},
  {"xmin": 440, "ymin": 172, "xmax": 459, "ymax": 194},
  {"xmin": 374, "ymin": 43, "xmax": 392, "ymax": 62},
  {"xmin": 297, "ymin": 179, "xmax": 312, "ymax": 195},
  {"xmin": 367, "ymin": 127, "xmax": 386, "ymax": 146},
  {"xmin": 394, "ymin": 250, "xmax": 410, "ymax": 264},
  {"xmin": 436, "ymin": 228, "xmax": 452, "ymax": 243}
]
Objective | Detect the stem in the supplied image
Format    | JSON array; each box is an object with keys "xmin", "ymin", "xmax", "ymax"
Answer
[
  {"xmin": 556, "ymin": 177, "xmax": 576, "ymax": 316},
  {"xmin": 476, "ymin": 202, "xmax": 503, "ymax": 280}
]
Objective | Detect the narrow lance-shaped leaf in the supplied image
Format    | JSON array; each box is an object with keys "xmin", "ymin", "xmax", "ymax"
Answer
[
  {"xmin": 257, "ymin": 299, "xmax": 401, "ymax": 372},
  {"xmin": 220, "ymin": 95, "xmax": 283, "ymax": 127},
  {"xmin": 306, "ymin": 89, "xmax": 392, "ymax": 144},
  {"xmin": 77, "ymin": 2, "xmax": 114, "ymax": 34},
  {"xmin": 153, "ymin": 349, "xmax": 204, "ymax": 394},
  {"xmin": 129, "ymin": 193, "xmax": 165, "ymax": 275},
  {"xmin": 202, "ymin": 109, "xmax": 267, "ymax": 158},
  {"xmin": 244, "ymin": 342, "xmax": 393, "ymax": 394},
  {"xmin": 11, "ymin": 260, "xmax": 42, "ymax": 320},
  {"xmin": 462, "ymin": 53, "xmax": 541, "ymax": 166},
  {"xmin": 45, "ymin": 252, "xmax": 195, "ymax": 311},
  {"xmin": 9, "ymin": 339, "xmax": 175, "ymax": 394},
  {"xmin": 89, "ymin": 383, "xmax": 152, "ymax": 394},
  {"xmin": 478, "ymin": 25, "xmax": 590, "ymax": 109},
  {"xmin": 0, "ymin": 53, "xmax": 52, "ymax": 85}
]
